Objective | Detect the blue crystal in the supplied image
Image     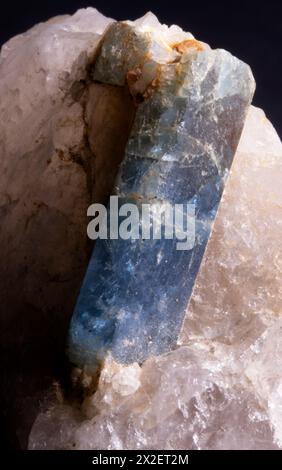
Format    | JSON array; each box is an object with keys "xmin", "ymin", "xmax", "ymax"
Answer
[{"xmin": 68, "ymin": 23, "xmax": 255, "ymax": 369}]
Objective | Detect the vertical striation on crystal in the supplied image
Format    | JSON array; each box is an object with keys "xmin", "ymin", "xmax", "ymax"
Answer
[{"xmin": 68, "ymin": 20, "xmax": 255, "ymax": 368}]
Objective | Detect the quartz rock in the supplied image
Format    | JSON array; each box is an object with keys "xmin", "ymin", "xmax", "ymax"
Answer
[
  {"xmin": 0, "ymin": 8, "xmax": 113, "ymax": 334},
  {"xmin": 29, "ymin": 105, "xmax": 282, "ymax": 450},
  {"xmin": 0, "ymin": 7, "xmax": 117, "ymax": 447}
]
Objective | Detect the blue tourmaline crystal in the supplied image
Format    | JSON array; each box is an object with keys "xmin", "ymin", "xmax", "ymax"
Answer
[{"xmin": 68, "ymin": 22, "xmax": 255, "ymax": 369}]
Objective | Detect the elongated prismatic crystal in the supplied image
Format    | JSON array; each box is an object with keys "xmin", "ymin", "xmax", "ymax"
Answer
[{"xmin": 68, "ymin": 21, "xmax": 255, "ymax": 369}]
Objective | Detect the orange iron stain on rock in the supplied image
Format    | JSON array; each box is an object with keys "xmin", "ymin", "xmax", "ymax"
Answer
[{"xmin": 172, "ymin": 39, "xmax": 205, "ymax": 54}]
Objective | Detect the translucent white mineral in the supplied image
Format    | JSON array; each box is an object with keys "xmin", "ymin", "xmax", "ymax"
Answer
[
  {"xmin": 0, "ymin": 7, "xmax": 113, "ymax": 344},
  {"xmin": 0, "ymin": 6, "xmax": 116, "ymax": 447}
]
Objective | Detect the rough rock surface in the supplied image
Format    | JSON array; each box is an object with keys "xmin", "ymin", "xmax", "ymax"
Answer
[
  {"xmin": 29, "ymin": 105, "xmax": 282, "ymax": 450},
  {"xmin": 0, "ymin": 8, "xmax": 116, "ymax": 448}
]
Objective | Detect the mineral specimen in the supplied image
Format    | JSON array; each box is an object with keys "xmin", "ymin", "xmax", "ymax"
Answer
[
  {"xmin": 68, "ymin": 19, "xmax": 255, "ymax": 369},
  {"xmin": 0, "ymin": 6, "xmax": 281, "ymax": 452}
]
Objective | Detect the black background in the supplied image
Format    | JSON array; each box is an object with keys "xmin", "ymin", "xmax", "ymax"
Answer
[{"xmin": 0, "ymin": 0, "xmax": 281, "ymax": 136}]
